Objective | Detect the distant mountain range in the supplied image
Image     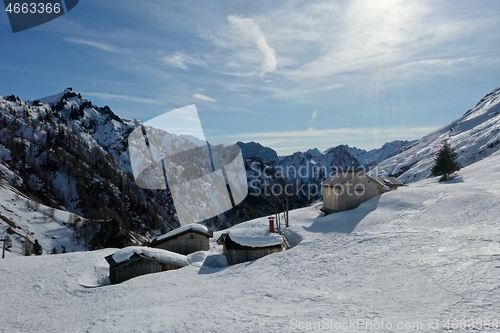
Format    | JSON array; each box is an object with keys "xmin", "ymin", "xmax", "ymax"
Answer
[
  {"xmin": 1, "ymin": 85, "xmax": 499, "ymax": 253},
  {"xmin": 236, "ymin": 140, "xmax": 414, "ymax": 168},
  {"xmin": 0, "ymin": 88, "xmax": 371, "ymax": 251}
]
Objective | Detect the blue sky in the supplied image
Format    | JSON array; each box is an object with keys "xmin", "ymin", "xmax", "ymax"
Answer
[{"xmin": 1, "ymin": 0, "xmax": 500, "ymax": 155}]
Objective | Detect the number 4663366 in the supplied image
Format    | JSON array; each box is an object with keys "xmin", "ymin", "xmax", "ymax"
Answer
[{"xmin": 5, "ymin": 2, "xmax": 61, "ymax": 14}]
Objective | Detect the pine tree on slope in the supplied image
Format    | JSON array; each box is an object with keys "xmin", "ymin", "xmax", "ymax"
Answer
[
  {"xmin": 431, "ymin": 141, "xmax": 461, "ymax": 182},
  {"xmin": 33, "ymin": 239, "xmax": 43, "ymax": 256}
]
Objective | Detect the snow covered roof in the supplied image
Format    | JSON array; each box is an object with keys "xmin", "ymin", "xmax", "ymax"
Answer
[
  {"xmin": 370, "ymin": 176, "xmax": 405, "ymax": 188},
  {"xmin": 107, "ymin": 246, "xmax": 189, "ymax": 268},
  {"xmin": 218, "ymin": 228, "xmax": 284, "ymax": 248},
  {"xmin": 321, "ymin": 172, "xmax": 355, "ymax": 187},
  {"xmin": 321, "ymin": 171, "xmax": 395, "ymax": 192},
  {"xmin": 154, "ymin": 223, "xmax": 211, "ymax": 243}
]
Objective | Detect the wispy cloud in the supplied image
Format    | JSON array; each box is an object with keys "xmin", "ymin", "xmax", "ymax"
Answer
[
  {"xmin": 393, "ymin": 57, "xmax": 478, "ymax": 71},
  {"xmin": 381, "ymin": 56, "xmax": 483, "ymax": 80},
  {"xmin": 287, "ymin": 0, "xmax": 471, "ymax": 79},
  {"xmin": 196, "ymin": 26, "xmax": 234, "ymax": 49},
  {"xmin": 29, "ymin": 0, "xmax": 500, "ymax": 155},
  {"xmin": 159, "ymin": 51, "xmax": 205, "ymax": 70},
  {"xmin": 64, "ymin": 37, "xmax": 118, "ymax": 52},
  {"xmin": 308, "ymin": 110, "xmax": 318, "ymax": 129},
  {"xmin": 193, "ymin": 93, "xmax": 216, "ymax": 102},
  {"xmin": 227, "ymin": 15, "xmax": 277, "ymax": 76},
  {"xmin": 187, "ymin": 1, "xmax": 474, "ymax": 83},
  {"xmin": 82, "ymin": 92, "xmax": 158, "ymax": 104}
]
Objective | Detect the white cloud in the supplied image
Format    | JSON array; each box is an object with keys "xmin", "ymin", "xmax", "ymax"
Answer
[
  {"xmin": 64, "ymin": 37, "xmax": 118, "ymax": 52},
  {"xmin": 227, "ymin": 15, "xmax": 277, "ymax": 75},
  {"xmin": 396, "ymin": 57, "xmax": 477, "ymax": 70},
  {"xmin": 159, "ymin": 51, "xmax": 205, "ymax": 70},
  {"xmin": 308, "ymin": 110, "xmax": 318, "ymax": 129},
  {"xmin": 192, "ymin": 1, "xmax": 473, "ymax": 82},
  {"xmin": 58, "ymin": 1, "xmax": 500, "ymax": 150},
  {"xmin": 384, "ymin": 57, "xmax": 480, "ymax": 78},
  {"xmin": 394, "ymin": 57, "xmax": 479, "ymax": 71},
  {"xmin": 193, "ymin": 93, "xmax": 216, "ymax": 102},
  {"xmin": 196, "ymin": 26, "xmax": 234, "ymax": 49},
  {"xmin": 281, "ymin": 0, "xmax": 472, "ymax": 79}
]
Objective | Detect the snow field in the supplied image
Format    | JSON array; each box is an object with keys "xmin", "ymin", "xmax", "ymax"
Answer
[{"xmin": 0, "ymin": 151, "xmax": 499, "ymax": 332}]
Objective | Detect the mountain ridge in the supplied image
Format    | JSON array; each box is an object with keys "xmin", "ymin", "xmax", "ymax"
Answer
[
  {"xmin": 0, "ymin": 88, "xmax": 363, "ymax": 252},
  {"xmin": 376, "ymin": 86, "xmax": 500, "ymax": 182},
  {"xmin": 2, "ymin": 84, "xmax": 498, "ymax": 253}
]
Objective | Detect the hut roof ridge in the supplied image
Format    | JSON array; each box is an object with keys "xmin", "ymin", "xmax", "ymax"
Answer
[
  {"xmin": 155, "ymin": 223, "xmax": 210, "ymax": 242},
  {"xmin": 108, "ymin": 246, "xmax": 189, "ymax": 267},
  {"xmin": 221, "ymin": 227, "xmax": 284, "ymax": 248}
]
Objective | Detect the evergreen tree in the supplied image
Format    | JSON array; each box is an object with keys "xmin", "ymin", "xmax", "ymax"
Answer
[
  {"xmin": 431, "ymin": 141, "xmax": 461, "ymax": 181},
  {"xmin": 50, "ymin": 247, "xmax": 58, "ymax": 254},
  {"xmin": 33, "ymin": 239, "xmax": 43, "ymax": 256}
]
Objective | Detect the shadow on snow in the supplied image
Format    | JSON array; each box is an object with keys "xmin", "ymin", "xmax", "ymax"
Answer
[{"xmin": 303, "ymin": 196, "xmax": 381, "ymax": 235}]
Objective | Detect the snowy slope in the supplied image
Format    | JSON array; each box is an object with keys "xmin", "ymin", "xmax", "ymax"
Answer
[
  {"xmin": 0, "ymin": 180, "xmax": 87, "ymax": 255},
  {"xmin": 355, "ymin": 140, "xmax": 418, "ymax": 166},
  {"xmin": 0, "ymin": 89, "xmax": 192, "ymax": 245},
  {"xmin": 1, "ymin": 150, "xmax": 499, "ymax": 332},
  {"xmin": 377, "ymin": 86, "xmax": 500, "ymax": 183}
]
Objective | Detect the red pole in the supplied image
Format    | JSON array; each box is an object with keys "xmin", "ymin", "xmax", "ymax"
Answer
[{"xmin": 268, "ymin": 217, "xmax": 275, "ymax": 233}]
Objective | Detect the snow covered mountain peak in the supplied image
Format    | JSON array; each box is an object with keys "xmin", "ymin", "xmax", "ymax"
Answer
[
  {"xmin": 236, "ymin": 141, "xmax": 279, "ymax": 163},
  {"xmin": 324, "ymin": 141, "xmax": 417, "ymax": 168},
  {"xmin": 377, "ymin": 86, "xmax": 500, "ymax": 182},
  {"xmin": 0, "ymin": 90, "xmax": 173, "ymax": 251},
  {"xmin": 305, "ymin": 148, "xmax": 321, "ymax": 157}
]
